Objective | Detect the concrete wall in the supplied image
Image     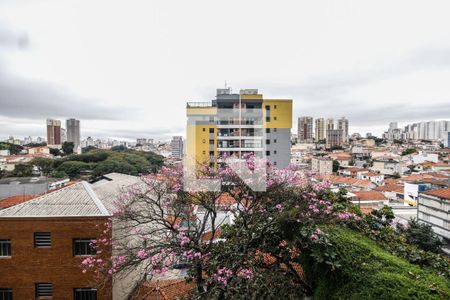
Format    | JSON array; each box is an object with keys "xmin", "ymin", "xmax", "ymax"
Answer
[
  {"xmin": 0, "ymin": 183, "xmax": 49, "ymax": 199},
  {"xmin": 266, "ymin": 128, "xmax": 291, "ymax": 168}
]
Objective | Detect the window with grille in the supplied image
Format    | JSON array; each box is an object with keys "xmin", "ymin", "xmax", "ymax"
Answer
[
  {"xmin": 73, "ymin": 239, "xmax": 96, "ymax": 256},
  {"xmin": 34, "ymin": 232, "xmax": 51, "ymax": 248},
  {"xmin": 0, "ymin": 240, "xmax": 11, "ymax": 257},
  {"xmin": 35, "ymin": 283, "xmax": 53, "ymax": 297},
  {"xmin": 74, "ymin": 288, "xmax": 97, "ymax": 300},
  {"xmin": 0, "ymin": 288, "xmax": 12, "ymax": 300}
]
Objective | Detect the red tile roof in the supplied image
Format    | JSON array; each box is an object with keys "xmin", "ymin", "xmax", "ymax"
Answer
[
  {"xmin": 374, "ymin": 184, "xmax": 404, "ymax": 193},
  {"xmin": 423, "ymin": 187, "xmax": 450, "ymax": 200},
  {"xmin": 352, "ymin": 191, "xmax": 386, "ymax": 201},
  {"xmin": 0, "ymin": 194, "xmax": 37, "ymax": 209},
  {"xmin": 136, "ymin": 279, "xmax": 194, "ymax": 300}
]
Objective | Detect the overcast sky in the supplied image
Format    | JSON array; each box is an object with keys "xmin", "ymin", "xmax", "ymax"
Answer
[{"xmin": 1, "ymin": 0, "xmax": 450, "ymax": 141}]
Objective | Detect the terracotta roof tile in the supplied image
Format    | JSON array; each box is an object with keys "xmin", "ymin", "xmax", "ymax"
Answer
[
  {"xmin": 352, "ymin": 191, "xmax": 386, "ymax": 201},
  {"xmin": 374, "ymin": 184, "xmax": 404, "ymax": 193},
  {"xmin": 423, "ymin": 187, "xmax": 450, "ymax": 200},
  {"xmin": 0, "ymin": 194, "xmax": 37, "ymax": 209}
]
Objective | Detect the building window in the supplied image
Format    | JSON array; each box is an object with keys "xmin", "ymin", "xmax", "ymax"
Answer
[
  {"xmin": 0, "ymin": 288, "xmax": 12, "ymax": 300},
  {"xmin": 274, "ymin": 150, "xmax": 277, "ymax": 154},
  {"xmin": 209, "ymin": 140, "xmax": 214, "ymax": 145},
  {"xmin": 36, "ymin": 283, "xmax": 53, "ymax": 297},
  {"xmin": 73, "ymin": 239, "xmax": 96, "ymax": 256},
  {"xmin": 209, "ymin": 128, "xmax": 214, "ymax": 133},
  {"xmin": 0, "ymin": 240, "xmax": 11, "ymax": 257},
  {"xmin": 266, "ymin": 151, "xmax": 270, "ymax": 156},
  {"xmin": 274, "ymin": 161, "xmax": 277, "ymax": 166},
  {"xmin": 266, "ymin": 128, "xmax": 270, "ymax": 133},
  {"xmin": 274, "ymin": 139, "xmax": 277, "ymax": 143},
  {"xmin": 265, "ymin": 105, "xmax": 270, "ymax": 122},
  {"xmin": 74, "ymin": 288, "xmax": 97, "ymax": 300},
  {"xmin": 274, "ymin": 105, "xmax": 277, "ymax": 109},
  {"xmin": 274, "ymin": 116, "xmax": 277, "ymax": 121},
  {"xmin": 274, "ymin": 128, "xmax": 277, "ymax": 132},
  {"xmin": 266, "ymin": 139, "xmax": 270, "ymax": 145},
  {"xmin": 202, "ymin": 139, "xmax": 206, "ymax": 144},
  {"xmin": 202, "ymin": 128, "xmax": 206, "ymax": 132},
  {"xmin": 34, "ymin": 232, "xmax": 51, "ymax": 248},
  {"xmin": 202, "ymin": 150, "xmax": 206, "ymax": 155}
]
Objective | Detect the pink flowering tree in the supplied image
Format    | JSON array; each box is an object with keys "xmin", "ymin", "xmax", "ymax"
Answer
[{"xmin": 81, "ymin": 156, "xmax": 361, "ymax": 299}]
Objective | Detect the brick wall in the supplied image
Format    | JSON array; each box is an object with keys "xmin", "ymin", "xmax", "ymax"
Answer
[{"xmin": 0, "ymin": 217, "xmax": 111, "ymax": 299}]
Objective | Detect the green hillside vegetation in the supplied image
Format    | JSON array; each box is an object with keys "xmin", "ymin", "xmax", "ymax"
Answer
[{"xmin": 303, "ymin": 227, "xmax": 450, "ymax": 300}]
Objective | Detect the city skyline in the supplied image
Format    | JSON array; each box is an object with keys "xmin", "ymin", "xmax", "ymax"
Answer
[{"xmin": 1, "ymin": 0, "xmax": 450, "ymax": 140}]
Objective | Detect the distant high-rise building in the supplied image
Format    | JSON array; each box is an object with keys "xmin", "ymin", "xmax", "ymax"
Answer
[
  {"xmin": 315, "ymin": 118, "xmax": 326, "ymax": 141},
  {"xmin": 24, "ymin": 136, "xmax": 32, "ymax": 145},
  {"xmin": 170, "ymin": 136, "xmax": 184, "ymax": 159},
  {"xmin": 389, "ymin": 122, "xmax": 398, "ymax": 130},
  {"xmin": 46, "ymin": 119, "xmax": 61, "ymax": 146},
  {"xmin": 337, "ymin": 117, "xmax": 349, "ymax": 143},
  {"xmin": 61, "ymin": 128, "xmax": 67, "ymax": 143},
  {"xmin": 298, "ymin": 116, "xmax": 313, "ymax": 143},
  {"xmin": 66, "ymin": 118, "xmax": 80, "ymax": 149},
  {"xmin": 136, "ymin": 138, "xmax": 147, "ymax": 146},
  {"xmin": 326, "ymin": 129, "xmax": 343, "ymax": 148},
  {"xmin": 326, "ymin": 118, "xmax": 334, "ymax": 131}
]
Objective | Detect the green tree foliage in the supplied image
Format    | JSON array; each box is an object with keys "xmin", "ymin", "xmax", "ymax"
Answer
[
  {"xmin": 402, "ymin": 148, "xmax": 417, "ymax": 156},
  {"xmin": 332, "ymin": 160, "xmax": 340, "ymax": 173},
  {"xmin": 82, "ymin": 146, "xmax": 98, "ymax": 153},
  {"xmin": 111, "ymin": 145, "xmax": 127, "ymax": 151},
  {"xmin": 24, "ymin": 142, "xmax": 47, "ymax": 147},
  {"xmin": 56, "ymin": 161, "xmax": 93, "ymax": 179},
  {"xmin": 0, "ymin": 142, "xmax": 24, "ymax": 155},
  {"xmin": 400, "ymin": 219, "xmax": 443, "ymax": 253},
  {"xmin": 62, "ymin": 141, "xmax": 75, "ymax": 155},
  {"xmin": 31, "ymin": 157, "xmax": 54, "ymax": 175},
  {"xmin": 49, "ymin": 147, "xmax": 62, "ymax": 156},
  {"xmin": 11, "ymin": 163, "xmax": 33, "ymax": 177},
  {"xmin": 55, "ymin": 149, "xmax": 163, "ymax": 178}
]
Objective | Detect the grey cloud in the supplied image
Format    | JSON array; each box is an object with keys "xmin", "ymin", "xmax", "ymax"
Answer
[
  {"xmin": 0, "ymin": 24, "xmax": 29, "ymax": 50},
  {"xmin": 0, "ymin": 71, "xmax": 140, "ymax": 121},
  {"xmin": 259, "ymin": 47, "xmax": 450, "ymax": 127}
]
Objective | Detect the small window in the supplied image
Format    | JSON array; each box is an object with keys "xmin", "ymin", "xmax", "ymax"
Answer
[
  {"xmin": 274, "ymin": 150, "xmax": 277, "ymax": 154},
  {"xmin": 0, "ymin": 240, "xmax": 11, "ymax": 257},
  {"xmin": 209, "ymin": 151, "xmax": 214, "ymax": 155},
  {"xmin": 209, "ymin": 140, "xmax": 214, "ymax": 145},
  {"xmin": 274, "ymin": 139, "xmax": 277, "ymax": 143},
  {"xmin": 266, "ymin": 139, "xmax": 270, "ymax": 145},
  {"xmin": 202, "ymin": 139, "xmax": 206, "ymax": 144},
  {"xmin": 202, "ymin": 150, "xmax": 206, "ymax": 155},
  {"xmin": 266, "ymin": 151, "xmax": 270, "ymax": 156},
  {"xmin": 274, "ymin": 116, "xmax": 277, "ymax": 121},
  {"xmin": 274, "ymin": 128, "xmax": 277, "ymax": 132},
  {"xmin": 74, "ymin": 288, "xmax": 97, "ymax": 300},
  {"xmin": 274, "ymin": 105, "xmax": 277, "ymax": 109},
  {"xmin": 266, "ymin": 117, "xmax": 270, "ymax": 122},
  {"xmin": 0, "ymin": 288, "xmax": 12, "ymax": 300},
  {"xmin": 34, "ymin": 232, "xmax": 51, "ymax": 248},
  {"xmin": 274, "ymin": 161, "xmax": 277, "ymax": 166},
  {"xmin": 266, "ymin": 128, "xmax": 270, "ymax": 133},
  {"xmin": 36, "ymin": 283, "xmax": 53, "ymax": 297},
  {"xmin": 202, "ymin": 128, "xmax": 206, "ymax": 132},
  {"xmin": 209, "ymin": 128, "xmax": 214, "ymax": 133},
  {"xmin": 73, "ymin": 239, "xmax": 96, "ymax": 256}
]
